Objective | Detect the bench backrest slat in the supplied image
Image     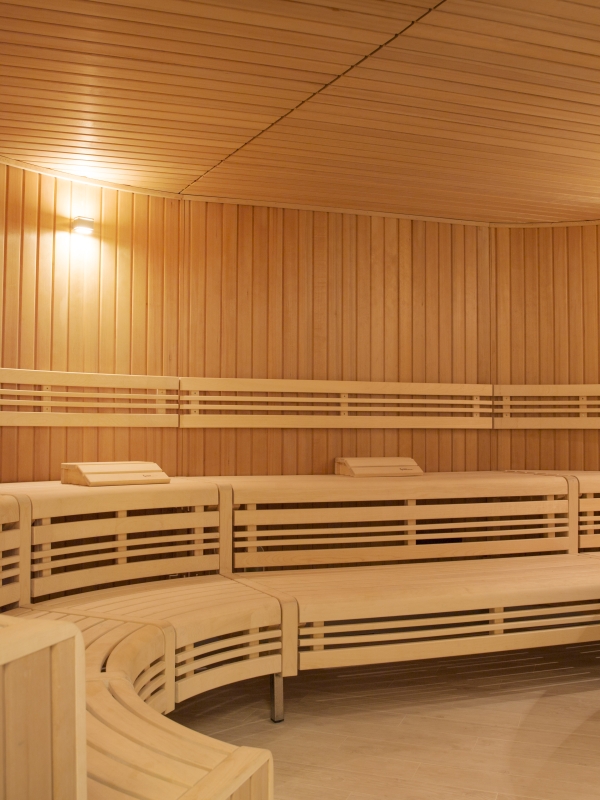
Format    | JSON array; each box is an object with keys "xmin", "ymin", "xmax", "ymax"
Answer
[{"xmin": 227, "ymin": 473, "xmax": 574, "ymax": 572}]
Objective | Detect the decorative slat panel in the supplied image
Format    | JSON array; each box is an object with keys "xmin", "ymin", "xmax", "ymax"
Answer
[
  {"xmin": 0, "ymin": 367, "xmax": 179, "ymax": 427},
  {"xmin": 229, "ymin": 472, "xmax": 574, "ymax": 571},
  {"xmin": 494, "ymin": 385, "xmax": 600, "ymax": 430},
  {"xmin": 0, "ymin": 479, "xmax": 221, "ymax": 601},
  {"xmin": 180, "ymin": 376, "xmax": 492, "ymax": 429}
]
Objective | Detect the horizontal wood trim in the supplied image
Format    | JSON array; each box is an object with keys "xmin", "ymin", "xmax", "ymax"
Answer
[
  {"xmin": 7, "ymin": 367, "xmax": 600, "ymax": 429},
  {"xmin": 0, "ymin": 411, "xmax": 178, "ymax": 427},
  {"xmin": 235, "ymin": 537, "xmax": 567, "ymax": 569},
  {"xmin": 180, "ymin": 414, "xmax": 492, "ymax": 429}
]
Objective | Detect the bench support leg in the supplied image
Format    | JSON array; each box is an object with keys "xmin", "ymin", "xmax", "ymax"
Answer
[{"xmin": 270, "ymin": 674, "xmax": 284, "ymax": 723}]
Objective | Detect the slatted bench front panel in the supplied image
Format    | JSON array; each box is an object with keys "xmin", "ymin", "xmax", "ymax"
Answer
[
  {"xmin": 11, "ymin": 480, "xmax": 220, "ymax": 600},
  {"xmin": 180, "ymin": 377, "xmax": 493, "ymax": 429},
  {"xmin": 170, "ymin": 582, "xmax": 283, "ymax": 703},
  {"xmin": 298, "ymin": 598, "xmax": 600, "ymax": 669},
  {"xmin": 0, "ymin": 367, "xmax": 179, "ymax": 427},
  {"xmin": 0, "ymin": 496, "xmax": 23, "ymax": 611},
  {"xmin": 230, "ymin": 474, "xmax": 574, "ymax": 571},
  {"xmin": 572, "ymin": 473, "xmax": 600, "ymax": 551}
]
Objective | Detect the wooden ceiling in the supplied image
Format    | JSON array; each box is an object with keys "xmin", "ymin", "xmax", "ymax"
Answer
[{"xmin": 1, "ymin": 0, "xmax": 600, "ymax": 223}]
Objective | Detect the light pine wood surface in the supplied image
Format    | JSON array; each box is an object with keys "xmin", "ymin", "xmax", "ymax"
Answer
[
  {"xmin": 2, "ymin": 2, "xmax": 600, "ymax": 222},
  {"xmin": 5, "ymin": 470, "xmax": 600, "ymax": 799},
  {"xmin": 0, "ymin": 478, "xmax": 220, "ymax": 601},
  {"xmin": 0, "ymin": 614, "xmax": 87, "ymax": 800},
  {"xmin": 8, "ymin": 603, "xmax": 275, "ymax": 800},
  {"xmin": 4, "ymin": 164, "xmax": 600, "ymax": 478}
]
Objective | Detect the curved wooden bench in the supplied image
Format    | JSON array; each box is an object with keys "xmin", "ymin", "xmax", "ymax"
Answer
[
  {"xmin": 7, "ymin": 469, "xmax": 600, "ymax": 799},
  {"xmin": 0, "ymin": 477, "xmax": 221, "ymax": 603},
  {"xmin": 8, "ymin": 604, "xmax": 274, "ymax": 800}
]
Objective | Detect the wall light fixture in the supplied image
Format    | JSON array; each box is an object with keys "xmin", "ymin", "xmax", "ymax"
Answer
[{"xmin": 72, "ymin": 216, "xmax": 95, "ymax": 235}]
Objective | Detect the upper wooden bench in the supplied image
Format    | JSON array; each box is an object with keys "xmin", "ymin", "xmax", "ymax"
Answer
[
  {"xmin": 0, "ymin": 477, "xmax": 221, "ymax": 606},
  {"xmin": 223, "ymin": 471, "xmax": 600, "ymax": 671}
]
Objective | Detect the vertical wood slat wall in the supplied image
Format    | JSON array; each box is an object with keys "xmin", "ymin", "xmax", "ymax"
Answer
[
  {"xmin": 0, "ymin": 162, "xmax": 598, "ymax": 481},
  {"xmin": 494, "ymin": 226, "xmax": 600, "ymax": 471}
]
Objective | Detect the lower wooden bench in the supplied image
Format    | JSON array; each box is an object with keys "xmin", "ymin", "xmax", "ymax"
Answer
[
  {"xmin": 245, "ymin": 554, "xmax": 600, "ymax": 670},
  {"xmin": 7, "ymin": 577, "xmax": 277, "ymax": 800}
]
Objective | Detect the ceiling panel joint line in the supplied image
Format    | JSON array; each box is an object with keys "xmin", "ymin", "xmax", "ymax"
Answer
[{"xmin": 179, "ymin": 0, "xmax": 449, "ymax": 194}]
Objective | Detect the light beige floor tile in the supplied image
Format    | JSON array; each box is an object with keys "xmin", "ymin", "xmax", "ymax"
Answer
[{"xmin": 170, "ymin": 642, "xmax": 600, "ymax": 800}]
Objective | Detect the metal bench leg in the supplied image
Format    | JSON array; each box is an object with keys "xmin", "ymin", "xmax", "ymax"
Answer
[{"xmin": 270, "ymin": 674, "xmax": 284, "ymax": 723}]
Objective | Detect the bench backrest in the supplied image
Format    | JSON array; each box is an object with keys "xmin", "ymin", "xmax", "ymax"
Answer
[
  {"xmin": 0, "ymin": 479, "xmax": 220, "ymax": 602},
  {"xmin": 0, "ymin": 494, "xmax": 27, "ymax": 611},
  {"xmin": 225, "ymin": 472, "xmax": 577, "ymax": 572}
]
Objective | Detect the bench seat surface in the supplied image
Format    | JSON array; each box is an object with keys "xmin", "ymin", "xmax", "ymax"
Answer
[
  {"xmin": 247, "ymin": 555, "xmax": 600, "ymax": 670},
  {"xmin": 249, "ymin": 554, "xmax": 600, "ymax": 620},
  {"xmin": 222, "ymin": 471, "xmax": 569, "ymax": 502},
  {"xmin": 45, "ymin": 575, "xmax": 282, "ymax": 645}
]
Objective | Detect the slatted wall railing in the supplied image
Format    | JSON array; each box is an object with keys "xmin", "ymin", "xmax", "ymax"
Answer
[
  {"xmin": 0, "ymin": 368, "xmax": 179, "ymax": 427},
  {"xmin": 3, "ymin": 369, "xmax": 600, "ymax": 430},
  {"xmin": 493, "ymin": 385, "xmax": 600, "ymax": 429},
  {"xmin": 179, "ymin": 377, "xmax": 493, "ymax": 429}
]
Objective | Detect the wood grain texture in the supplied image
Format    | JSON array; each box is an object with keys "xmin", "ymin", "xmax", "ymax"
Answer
[
  {"xmin": 3, "ymin": 1, "xmax": 600, "ymax": 222},
  {"xmin": 0, "ymin": 615, "xmax": 87, "ymax": 800},
  {"xmin": 494, "ymin": 226, "xmax": 600, "ymax": 470},
  {"xmin": 3, "ymin": 163, "xmax": 600, "ymax": 476},
  {"xmin": 0, "ymin": 163, "xmax": 493, "ymax": 479},
  {"xmin": 0, "ymin": 0, "xmax": 433, "ymax": 193}
]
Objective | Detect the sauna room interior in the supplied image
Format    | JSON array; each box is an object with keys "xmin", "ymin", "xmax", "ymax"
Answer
[{"xmin": 4, "ymin": 2, "xmax": 600, "ymax": 800}]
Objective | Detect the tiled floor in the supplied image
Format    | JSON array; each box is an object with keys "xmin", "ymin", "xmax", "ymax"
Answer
[{"xmin": 170, "ymin": 644, "xmax": 600, "ymax": 800}]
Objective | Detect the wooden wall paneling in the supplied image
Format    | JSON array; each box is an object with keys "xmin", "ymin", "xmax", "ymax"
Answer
[
  {"xmin": 476, "ymin": 226, "xmax": 492, "ymax": 470},
  {"xmin": 369, "ymin": 215, "xmax": 385, "ymax": 461},
  {"xmin": 267, "ymin": 207, "xmax": 283, "ymax": 476},
  {"xmin": 296, "ymin": 209, "xmax": 314, "ymax": 475},
  {"xmin": 438, "ymin": 222, "xmax": 452, "ymax": 472},
  {"xmin": 424, "ymin": 221, "xmax": 439, "ymax": 471},
  {"xmin": 7, "ymin": 162, "xmax": 600, "ymax": 479},
  {"xmin": 522, "ymin": 228, "xmax": 539, "ymax": 471},
  {"xmin": 538, "ymin": 226, "xmax": 555, "ymax": 470},
  {"xmin": 450, "ymin": 223, "xmax": 465, "ymax": 471},
  {"xmin": 251, "ymin": 205, "xmax": 269, "ymax": 476},
  {"xmin": 340, "ymin": 212, "xmax": 357, "ymax": 463},
  {"xmin": 2, "ymin": 167, "xmax": 21, "ymax": 483},
  {"xmin": 354, "ymin": 213, "xmax": 370, "ymax": 466},
  {"xmin": 568, "ymin": 226, "xmax": 584, "ymax": 469},
  {"xmin": 222, "ymin": 202, "xmax": 239, "ymax": 476},
  {"xmin": 184, "ymin": 200, "xmax": 207, "ymax": 476},
  {"xmin": 236, "ymin": 203, "xmax": 254, "ymax": 476},
  {"xmin": 282, "ymin": 208, "xmax": 299, "ymax": 475},
  {"xmin": 326, "ymin": 212, "xmax": 343, "ymax": 471},
  {"xmin": 398, "ymin": 218, "xmax": 413, "ymax": 469},
  {"xmin": 97, "ymin": 186, "xmax": 117, "ymax": 465},
  {"xmin": 582, "ymin": 225, "xmax": 600, "ymax": 469},
  {"xmin": 311, "ymin": 211, "xmax": 328, "ymax": 475},
  {"xmin": 411, "ymin": 220, "xmax": 426, "ymax": 469},
  {"xmin": 114, "ymin": 188, "xmax": 133, "ymax": 466},
  {"xmin": 203, "ymin": 202, "xmax": 222, "ymax": 476},
  {"xmin": 384, "ymin": 217, "xmax": 399, "ymax": 462}
]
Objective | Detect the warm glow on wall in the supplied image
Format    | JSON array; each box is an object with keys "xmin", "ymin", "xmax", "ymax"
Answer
[{"xmin": 71, "ymin": 216, "xmax": 94, "ymax": 235}]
